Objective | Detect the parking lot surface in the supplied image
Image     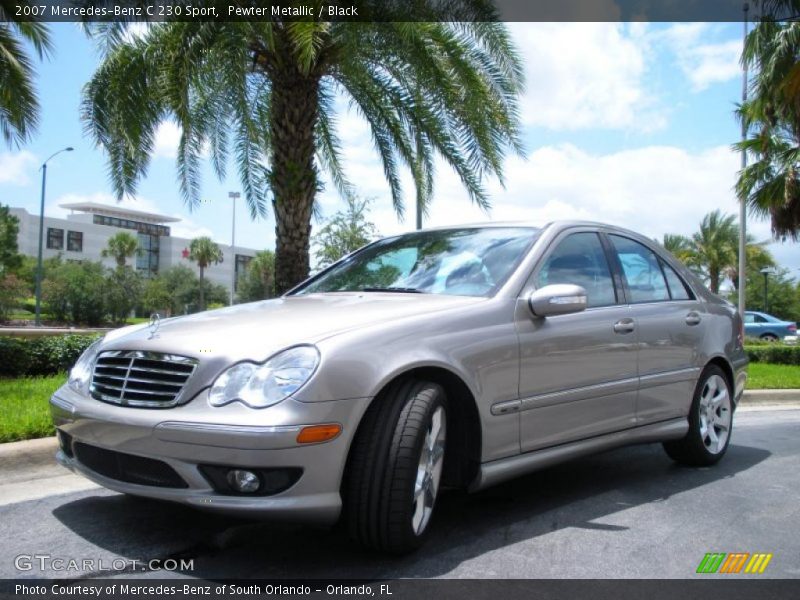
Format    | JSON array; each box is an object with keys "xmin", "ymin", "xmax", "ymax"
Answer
[{"xmin": 1, "ymin": 408, "xmax": 798, "ymax": 579}]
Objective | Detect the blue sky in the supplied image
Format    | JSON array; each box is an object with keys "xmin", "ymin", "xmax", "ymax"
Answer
[{"xmin": 1, "ymin": 22, "xmax": 798, "ymax": 277}]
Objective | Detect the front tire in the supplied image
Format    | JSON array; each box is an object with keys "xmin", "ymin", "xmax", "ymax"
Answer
[
  {"xmin": 344, "ymin": 379, "xmax": 447, "ymax": 554},
  {"xmin": 663, "ymin": 365, "xmax": 733, "ymax": 466}
]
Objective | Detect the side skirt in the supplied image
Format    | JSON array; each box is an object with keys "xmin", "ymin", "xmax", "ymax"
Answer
[{"xmin": 469, "ymin": 418, "xmax": 688, "ymax": 492}]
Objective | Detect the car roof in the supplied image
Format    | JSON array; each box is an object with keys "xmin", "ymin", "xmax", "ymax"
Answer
[{"xmin": 415, "ymin": 220, "xmax": 636, "ymax": 235}]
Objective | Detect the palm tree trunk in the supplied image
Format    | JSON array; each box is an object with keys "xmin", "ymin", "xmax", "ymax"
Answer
[
  {"xmin": 710, "ymin": 271, "xmax": 720, "ymax": 294},
  {"xmin": 199, "ymin": 266, "xmax": 205, "ymax": 311},
  {"xmin": 270, "ymin": 59, "xmax": 320, "ymax": 294}
]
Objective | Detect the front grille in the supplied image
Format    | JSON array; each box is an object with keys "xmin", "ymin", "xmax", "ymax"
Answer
[
  {"xmin": 73, "ymin": 443, "xmax": 188, "ymax": 488},
  {"xmin": 90, "ymin": 350, "xmax": 198, "ymax": 408}
]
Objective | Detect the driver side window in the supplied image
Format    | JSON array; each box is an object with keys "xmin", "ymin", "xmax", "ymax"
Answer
[{"xmin": 536, "ymin": 232, "xmax": 617, "ymax": 308}]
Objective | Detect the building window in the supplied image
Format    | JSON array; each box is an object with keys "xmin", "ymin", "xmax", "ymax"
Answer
[
  {"xmin": 235, "ymin": 254, "xmax": 253, "ymax": 291},
  {"xmin": 93, "ymin": 214, "xmax": 170, "ymax": 237},
  {"xmin": 67, "ymin": 231, "xmax": 83, "ymax": 252},
  {"xmin": 46, "ymin": 228, "xmax": 64, "ymax": 250},
  {"xmin": 136, "ymin": 233, "xmax": 159, "ymax": 276}
]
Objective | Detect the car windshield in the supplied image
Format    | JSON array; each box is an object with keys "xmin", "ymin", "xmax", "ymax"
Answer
[{"xmin": 292, "ymin": 227, "xmax": 540, "ymax": 297}]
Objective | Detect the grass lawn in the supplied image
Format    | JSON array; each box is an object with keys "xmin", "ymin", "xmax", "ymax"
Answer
[
  {"xmin": 0, "ymin": 374, "xmax": 64, "ymax": 443},
  {"xmin": 125, "ymin": 317, "xmax": 151, "ymax": 325},
  {"xmin": 747, "ymin": 363, "xmax": 800, "ymax": 390}
]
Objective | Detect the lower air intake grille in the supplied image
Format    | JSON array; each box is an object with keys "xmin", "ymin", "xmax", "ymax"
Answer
[
  {"xmin": 73, "ymin": 443, "xmax": 188, "ymax": 489},
  {"xmin": 90, "ymin": 350, "xmax": 197, "ymax": 408}
]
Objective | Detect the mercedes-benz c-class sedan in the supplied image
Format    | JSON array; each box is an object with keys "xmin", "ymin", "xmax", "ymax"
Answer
[{"xmin": 51, "ymin": 221, "xmax": 748, "ymax": 553}]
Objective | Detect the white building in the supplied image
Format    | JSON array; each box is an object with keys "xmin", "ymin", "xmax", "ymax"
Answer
[{"xmin": 10, "ymin": 202, "xmax": 258, "ymax": 296}]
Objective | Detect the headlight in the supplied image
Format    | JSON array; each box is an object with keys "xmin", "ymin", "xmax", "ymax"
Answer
[
  {"xmin": 208, "ymin": 346, "xmax": 320, "ymax": 409},
  {"xmin": 68, "ymin": 338, "xmax": 103, "ymax": 395}
]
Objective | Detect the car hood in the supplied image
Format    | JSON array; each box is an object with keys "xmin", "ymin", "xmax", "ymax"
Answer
[{"xmin": 101, "ymin": 293, "xmax": 484, "ymax": 362}]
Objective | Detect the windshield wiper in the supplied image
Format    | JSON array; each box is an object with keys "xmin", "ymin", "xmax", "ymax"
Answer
[{"xmin": 361, "ymin": 286, "xmax": 423, "ymax": 294}]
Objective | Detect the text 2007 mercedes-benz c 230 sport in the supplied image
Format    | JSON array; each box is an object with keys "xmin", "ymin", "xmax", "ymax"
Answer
[{"xmin": 51, "ymin": 221, "xmax": 748, "ymax": 553}]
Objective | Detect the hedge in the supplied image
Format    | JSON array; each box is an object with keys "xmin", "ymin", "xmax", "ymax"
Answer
[
  {"xmin": 744, "ymin": 344, "xmax": 800, "ymax": 366},
  {"xmin": 0, "ymin": 335, "xmax": 101, "ymax": 377}
]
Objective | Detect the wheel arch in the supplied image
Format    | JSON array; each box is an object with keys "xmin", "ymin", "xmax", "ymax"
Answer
[
  {"xmin": 705, "ymin": 355, "xmax": 735, "ymax": 401},
  {"xmin": 342, "ymin": 365, "xmax": 482, "ymax": 493}
]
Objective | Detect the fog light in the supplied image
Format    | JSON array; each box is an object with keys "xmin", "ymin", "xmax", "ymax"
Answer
[{"xmin": 226, "ymin": 469, "xmax": 260, "ymax": 493}]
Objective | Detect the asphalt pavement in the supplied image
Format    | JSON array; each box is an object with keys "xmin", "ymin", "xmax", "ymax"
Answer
[{"xmin": 1, "ymin": 407, "xmax": 798, "ymax": 580}]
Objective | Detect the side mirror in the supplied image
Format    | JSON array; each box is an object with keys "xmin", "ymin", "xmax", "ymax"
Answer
[{"xmin": 528, "ymin": 284, "xmax": 588, "ymax": 318}]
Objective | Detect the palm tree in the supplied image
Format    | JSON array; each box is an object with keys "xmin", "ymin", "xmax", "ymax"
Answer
[
  {"xmin": 81, "ymin": 14, "xmax": 524, "ymax": 292},
  {"xmin": 687, "ymin": 211, "xmax": 739, "ymax": 294},
  {"xmin": 0, "ymin": 0, "xmax": 51, "ymax": 147},
  {"xmin": 736, "ymin": 1, "xmax": 800, "ymax": 239},
  {"xmin": 661, "ymin": 234, "xmax": 695, "ymax": 264},
  {"xmin": 238, "ymin": 250, "xmax": 275, "ymax": 301},
  {"xmin": 188, "ymin": 236, "xmax": 223, "ymax": 311},
  {"xmin": 101, "ymin": 231, "xmax": 139, "ymax": 268}
]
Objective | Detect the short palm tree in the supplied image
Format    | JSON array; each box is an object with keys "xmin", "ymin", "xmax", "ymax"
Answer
[
  {"xmin": 687, "ymin": 211, "xmax": 739, "ymax": 294},
  {"xmin": 189, "ymin": 236, "xmax": 223, "ymax": 311},
  {"xmin": 101, "ymin": 231, "xmax": 139, "ymax": 268},
  {"xmin": 247, "ymin": 250, "xmax": 275, "ymax": 299},
  {"xmin": 82, "ymin": 14, "xmax": 524, "ymax": 292},
  {"xmin": 736, "ymin": 1, "xmax": 800, "ymax": 239},
  {"xmin": 0, "ymin": 0, "xmax": 51, "ymax": 147}
]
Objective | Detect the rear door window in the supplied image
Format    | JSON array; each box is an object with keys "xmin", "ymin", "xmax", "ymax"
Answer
[{"xmin": 609, "ymin": 235, "xmax": 670, "ymax": 303}]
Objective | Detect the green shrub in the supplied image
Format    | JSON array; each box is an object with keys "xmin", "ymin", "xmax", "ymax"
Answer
[
  {"xmin": 0, "ymin": 334, "xmax": 101, "ymax": 377},
  {"xmin": 745, "ymin": 344, "xmax": 800, "ymax": 366},
  {"xmin": 0, "ymin": 337, "xmax": 32, "ymax": 377}
]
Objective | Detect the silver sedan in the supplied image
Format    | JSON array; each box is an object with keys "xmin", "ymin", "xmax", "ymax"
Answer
[{"xmin": 51, "ymin": 221, "xmax": 748, "ymax": 553}]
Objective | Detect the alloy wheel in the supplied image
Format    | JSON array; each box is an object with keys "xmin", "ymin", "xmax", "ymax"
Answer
[
  {"xmin": 698, "ymin": 374, "xmax": 732, "ymax": 454},
  {"xmin": 412, "ymin": 405, "xmax": 446, "ymax": 535}
]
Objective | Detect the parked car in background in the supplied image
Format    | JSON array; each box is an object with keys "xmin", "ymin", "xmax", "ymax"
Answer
[
  {"xmin": 51, "ymin": 221, "xmax": 748, "ymax": 553},
  {"xmin": 744, "ymin": 311, "xmax": 797, "ymax": 341}
]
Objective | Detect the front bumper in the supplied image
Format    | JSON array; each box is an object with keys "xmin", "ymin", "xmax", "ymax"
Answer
[{"xmin": 50, "ymin": 384, "xmax": 371, "ymax": 524}]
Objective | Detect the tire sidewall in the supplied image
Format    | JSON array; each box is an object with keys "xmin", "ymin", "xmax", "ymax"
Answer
[{"xmin": 394, "ymin": 384, "xmax": 447, "ymax": 547}]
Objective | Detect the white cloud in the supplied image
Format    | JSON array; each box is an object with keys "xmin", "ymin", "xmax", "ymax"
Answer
[
  {"xmin": 323, "ymin": 141, "xmax": 741, "ymax": 239},
  {"xmin": 153, "ymin": 121, "xmax": 182, "ymax": 159},
  {"xmin": 335, "ymin": 141, "xmax": 796, "ymax": 273},
  {"xmin": 0, "ymin": 151, "xmax": 37, "ymax": 185},
  {"xmin": 660, "ymin": 23, "xmax": 742, "ymax": 92},
  {"xmin": 508, "ymin": 23, "xmax": 666, "ymax": 131}
]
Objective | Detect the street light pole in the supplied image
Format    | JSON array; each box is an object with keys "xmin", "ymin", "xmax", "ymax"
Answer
[
  {"xmin": 738, "ymin": 1, "xmax": 750, "ymax": 321},
  {"xmin": 228, "ymin": 191, "xmax": 240, "ymax": 305},
  {"xmin": 34, "ymin": 146, "xmax": 74, "ymax": 326},
  {"xmin": 759, "ymin": 266, "xmax": 776, "ymax": 313}
]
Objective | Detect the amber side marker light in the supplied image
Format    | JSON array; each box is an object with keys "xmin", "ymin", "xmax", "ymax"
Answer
[{"xmin": 297, "ymin": 424, "xmax": 342, "ymax": 444}]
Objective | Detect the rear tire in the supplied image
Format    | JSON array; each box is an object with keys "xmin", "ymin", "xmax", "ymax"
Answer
[
  {"xmin": 663, "ymin": 365, "xmax": 733, "ymax": 466},
  {"xmin": 760, "ymin": 333, "xmax": 779, "ymax": 342},
  {"xmin": 344, "ymin": 379, "xmax": 447, "ymax": 554}
]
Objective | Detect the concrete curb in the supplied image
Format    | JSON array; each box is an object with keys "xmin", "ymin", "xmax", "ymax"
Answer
[
  {"xmin": 0, "ymin": 436, "xmax": 58, "ymax": 472},
  {"xmin": 741, "ymin": 389, "xmax": 800, "ymax": 404}
]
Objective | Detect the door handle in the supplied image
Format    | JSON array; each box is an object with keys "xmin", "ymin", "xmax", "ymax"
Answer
[
  {"xmin": 613, "ymin": 318, "xmax": 635, "ymax": 334},
  {"xmin": 685, "ymin": 312, "xmax": 702, "ymax": 326}
]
